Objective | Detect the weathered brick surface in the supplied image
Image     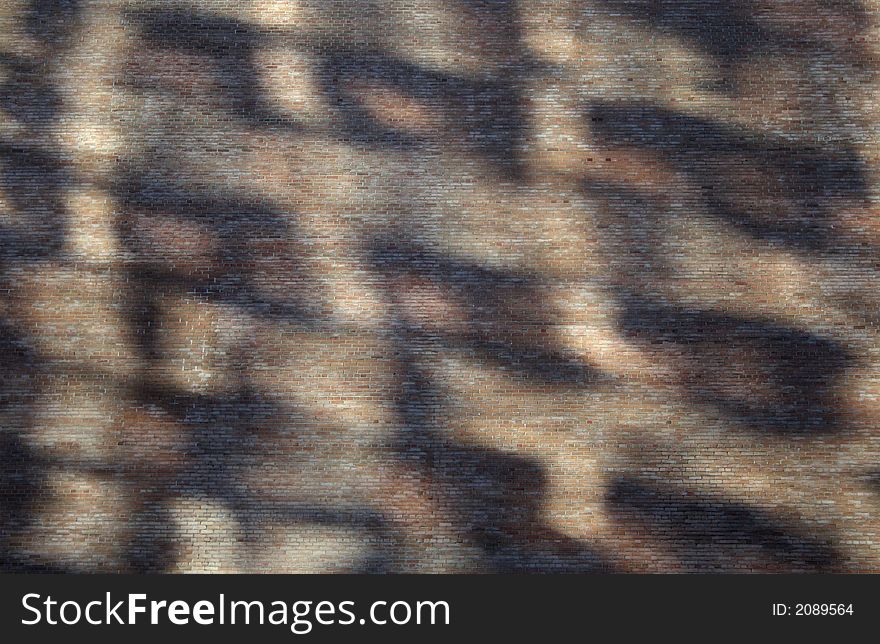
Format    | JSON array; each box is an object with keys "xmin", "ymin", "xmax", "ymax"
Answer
[{"xmin": 2, "ymin": 0, "xmax": 880, "ymax": 572}]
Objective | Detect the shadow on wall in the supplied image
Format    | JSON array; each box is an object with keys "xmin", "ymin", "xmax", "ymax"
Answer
[
  {"xmin": 371, "ymin": 238, "xmax": 602, "ymax": 387},
  {"xmin": 370, "ymin": 234, "xmax": 609, "ymax": 570},
  {"xmin": 26, "ymin": 0, "xmax": 82, "ymax": 47},
  {"xmin": 390, "ymin": 324, "xmax": 608, "ymax": 572},
  {"xmin": 316, "ymin": 0, "xmax": 532, "ymax": 178},
  {"xmin": 0, "ymin": 0, "xmax": 81, "ymax": 263},
  {"xmin": 593, "ymin": 0, "xmax": 871, "ymax": 93},
  {"xmin": 0, "ymin": 0, "xmax": 876, "ymax": 571},
  {"xmin": 133, "ymin": 8, "xmax": 301, "ymax": 131},
  {"xmin": 114, "ymin": 171, "xmax": 318, "ymax": 325},
  {"xmin": 0, "ymin": 142, "xmax": 69, "ymax": 262},
  {"xmin": 133, "ymin": 5, "xmax": 531, "ymax": 177},
  {"xmin": 579, "ymin": 4, "xmax": 869, "ymax": 439},
  {"xmin": 618, "ymin": 299, "xmax": 851, "ymax": 434},
  {"xmin": 317, "ymin": 45, "xmax": 530, "ymax": 179},
  {"xmin": 120, "ymin": 381, "xmax": 407, "ymax": 573},
  {"xmin": 0, "ymin": 0, "xmax": 81, "ymax": 571},
  {"xmin": 606, "ymin": 477, "xmax": 841, "ymax": 571},
  {"xmin": 0, "ymin": 323, "xmax": 61, "ymax": 572},
  {"xmin": 586, "ymin": 102, "xmax": 870, "ymax": 255}
]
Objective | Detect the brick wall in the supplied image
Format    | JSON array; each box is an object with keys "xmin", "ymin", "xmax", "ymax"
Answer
[{"xmin": 2, "ymin": 0, "xmax": 880, "ymax": 572}]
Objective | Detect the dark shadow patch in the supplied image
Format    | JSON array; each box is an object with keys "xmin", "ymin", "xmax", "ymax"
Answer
[
  {"xmin": 391, "ymin": 329, "xmax": 607, "ymax": 572},
  {"xmin": 0, "ymin": 322, "xmax": 47, "ymax": 571},
  {"xmin": 125, "ymin": 497, "xmax": 177, "ymax": 574},
  {"xmin": 114, "ymin": 174, "xmax": 319, "ymax": 324},
  {"xmin": 26, "ymin": 0, "xmax": 82, "ymax": 47},
  {"xmin": 594, "ymin": 0, "xmax": 869, "ymax": 92},
  {"xmin": 372, "ymin": 238, "xmax": 601, "ymax": 388},
  {"xmin": 619, "ymin": 298, "xmax": 850, "ymax": 433},
  {"xmin": 316, "ymin": 46, "xmax": 530, "ymax": 178},
  {"xmin": 0, "ymin": 12, "xmax": 71, "ymax": 265},
  {"xmin": 596, "ymin": 0, "xmax": 774, "ymax": 63},
  {"xmin": 606, "ymin": 476, "xmax": 842, "ymax": 571},
  {"xmin": 131, "ymin": 8, "xmax": 301, "ymax": 131},
  {"xmin": 126, "ymin": 380, "xmax": 405, "ymax": 572},
  {"xmin": 0, "ymin": 53, "xmax": 63, "ymax": 127},
  {"xmin": 0, "ymin": 430, "xmax": 46, "ymax": 571},
  {"xmin": 0, "ymin": 143, "xmax": 69, "ymax": 262},
  {"xmin": 587, "ymin": 102, "xmax": 869, "ymax": 254}
]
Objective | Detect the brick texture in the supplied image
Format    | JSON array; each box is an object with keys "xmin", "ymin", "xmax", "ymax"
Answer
[{"xmin": 2, "ymin": 0, "xmax": 880, "ymax": 572}]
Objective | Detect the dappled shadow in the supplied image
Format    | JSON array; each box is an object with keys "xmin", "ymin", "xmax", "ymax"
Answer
[
  {"xmin": 607, "ymin": 477, "xmax": 842, "ymax": 571},
  {"xmin": 25, "ymin": 0, "xmax": 82, "ymax": 47},
  {"xmin": 0, "ymin": 0, "xmax": 75, "ymax": 265},
  {"xmin": 593, "ymin": 0, "xmax": 870, "ymax": 93},
  {"xmin": 114, "ymin": 172, "xmax": 319, "ymax": 325},
  {"xmin": 317, "ymin": 46, "xmax": 531, "ymax": 178},
  {"xmin": 587, "ymin": 102, "xmax": 870, "ymax": 255},
  {"xmin": 0, "ymin": 0, "xmax": 77, "ymax": 571},
  {"xmin": 1, "ymin": 0, "xmax": 878, "ymax": 572},
  {"xmin": 372, "ymin": 232, "xmax": 608, "ymax": 569},
  {"xmin": 391, "ymin": 326, "xmax": 608, "ymax": 572},
  {"xmin": 0, "ymin": 142, "xmax": 68, "ymax": 262},
  {"xmin": 0, "ymin": 415, "xmax": 42, "ymax": 573},
  {"xmin": 132, "ymin": 8, "xmax": 302, "ymax": 132},
  {"xmin": 618, "ymin": 298, "xmax": 851, "ymax": 433},
  {"xmin": 118, "ymin": 377, "xmax": 407, "ymax": 572},
  {"xmin": 372, "ymin": 237, "xmax": 602, "ymax": 388},
  {"xmin": 0, "ymin": 322, "xmax": 53, "ymax": 571}
]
